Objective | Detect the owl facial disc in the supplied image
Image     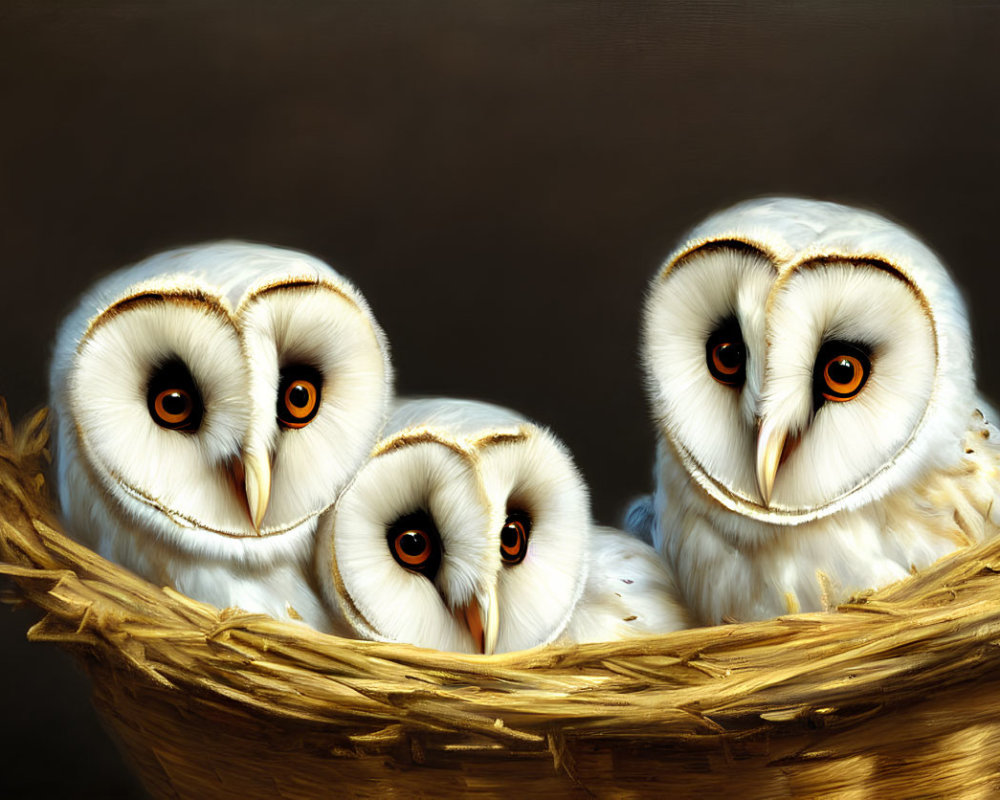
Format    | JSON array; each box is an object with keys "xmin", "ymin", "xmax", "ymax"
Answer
[
  {"xmin": 53, "ymin": 241, "xmax": 393, "ymax": 555},
  {"xmin": 643, "ymin": 198, "xmax": 973, "ymax": 528}
]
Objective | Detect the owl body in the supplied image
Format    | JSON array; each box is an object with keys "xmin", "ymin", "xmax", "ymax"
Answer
[
  {"xmin": 50, "ymin": 242, "xmax": 393, "ymax": 629},
  {"xmin": 561, "ymin": 525, "xmax": 693, "ymax": 643},
  {"xmin": 55, "ymin": 426, "xmax": 331, "ymax": 625},
  {"xmin": 642, "ymin": 198, "xmax": 998, "ymax": 625},
  {"xmin": 655, "ymin": 412, "xmax": 1000, "ymax": 624}
]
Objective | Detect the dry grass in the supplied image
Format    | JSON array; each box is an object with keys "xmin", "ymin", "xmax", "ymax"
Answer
[{"xmin": 3, "ymin": 402, "xmax": 1000, "ymax": 798}]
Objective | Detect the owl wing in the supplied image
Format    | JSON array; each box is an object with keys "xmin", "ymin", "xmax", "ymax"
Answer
[
  {"xmin": 917, "ymin": 401, "xmax": 1000, "ymax": 544},
  {"xmin": 561, "ymin": 526, "xmax": 694, "ymax": 644},
  {"xmin": 975, "ymin": 398, "xmax": 1000, "ymax": 429},
  {"xmin": 387, "ymin": 396, "xmax": 527, "ymax": 441},
  {"xmin": 623, "ymin": 495, "xmax": 655, "ymax": 544}
]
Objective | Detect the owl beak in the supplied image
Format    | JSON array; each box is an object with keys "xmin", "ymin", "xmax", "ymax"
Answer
[
  {"xmin": 458, "ymin": 585, "xmax": 499, "ymax": 655},
  {"xmin": 481, "ymin": 585, "xmax": 499, "ymax": 655},
  {"xmin": 755, "ymin": 418, "xmax": 787, "ymax": 507},
  {"xmin": 755, "ymin": 420, "xmax": 803, "ymax": 506},
  {"xmin": 242, "ymin": 452, "xmax": 272, "ymax": 532}
]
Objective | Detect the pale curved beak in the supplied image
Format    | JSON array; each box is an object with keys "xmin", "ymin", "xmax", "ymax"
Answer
[
  {"xmin": 458, "ymin": 585, "xmax": 499, "ymax": 655},
  {"xmin": 755, "ymin": 418, "xmax": 787, "ymax": 507},
  {"xmin": 242, "ymin": 451, "xmax": 272, "ymax": 532}
]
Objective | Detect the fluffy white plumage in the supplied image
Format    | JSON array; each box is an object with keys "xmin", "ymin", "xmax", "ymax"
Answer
[
  {"xmin": 317, "ymin": 397, "xmax": 688, "ymax": 652},
  {"xmin": 560, "ymin": 526, "xmax": 693, "ymax": 644},
  {"xmin": 640, "ymin": 197, "xmax": 1000, "ymax": 624},
  {"xmin": 50, "ymin": 241, "xmax": 393, "ymax": 629}
]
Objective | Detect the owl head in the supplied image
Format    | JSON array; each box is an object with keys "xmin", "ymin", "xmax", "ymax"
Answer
[
  {"xmin": 50, "ymin": 241, "xmax": 393, "ymax": 565},
  {"xmin": 317, "ymin": 397, "xmax": 591, "ymax": 654},
  {"xmin": 642, "ymin": 197, "xmax": 974, "ymax": 530}
]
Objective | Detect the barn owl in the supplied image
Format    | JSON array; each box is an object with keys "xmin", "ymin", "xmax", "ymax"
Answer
[
  {"xmin": 638, "ymin": 196, "xmax": 1000, "ymax": 625},
  {"xmin": 317, "ymin": 397, "xmax": 689, "ymax": 652},
  {"xmin": 49, "ymin": 241, "xmax": 393, "ymax": 629}
]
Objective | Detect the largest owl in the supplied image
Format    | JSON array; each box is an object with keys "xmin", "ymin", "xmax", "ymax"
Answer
[
  {"xmin": 49, "ymin": 241, "xmax": 393, "ymax": 629},
  {"xmin": 639, "ymin": 197, "xmax": 1000, "ymax": 625}
]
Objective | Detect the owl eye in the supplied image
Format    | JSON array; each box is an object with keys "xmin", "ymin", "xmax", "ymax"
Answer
[
  {"xmin": 147, "ymin": 359, "xmax": 203, "ymax": 432},
  {"xmin": 706, "ymin": 322, "xmax": 747, "ymax": 387},
  {"xmin": 387, "ymin": 510, "xmax": 442, "ymax": 579},
  {"xmin": 500, "ymin": 510, "xmax": 531, "ymax": 565},
  {"xmin": 277, "ymin": 365, "xmax": 323, "ymax": 429},
  {"xmin": 815, "ymin": 341, "xmax": 871, "ymax": 404}
]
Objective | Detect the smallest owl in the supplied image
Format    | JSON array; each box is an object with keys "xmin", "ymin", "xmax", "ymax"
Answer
[
  {"xmin": 639, "ymin": 197, "xmax": 1000, "ymax": 625},
  {"xmin": 316, "ymin": 397, "xmax": 689, "ymax": 653}
]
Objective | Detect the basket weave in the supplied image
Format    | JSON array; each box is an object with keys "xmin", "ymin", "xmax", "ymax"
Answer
[{"xmin": 3, "ymin": 403, "xmax": 1000, "ymax": 799}]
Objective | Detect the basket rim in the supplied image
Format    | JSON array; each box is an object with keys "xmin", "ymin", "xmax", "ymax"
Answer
[{"xmin": 4, "ymin": 401, "xmax": 1000, "ymax": 753}]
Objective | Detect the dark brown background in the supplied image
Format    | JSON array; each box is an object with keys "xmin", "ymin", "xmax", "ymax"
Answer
[{"xmin": 2, "ymin": 1, "xmax": 998, "ymax": 795}]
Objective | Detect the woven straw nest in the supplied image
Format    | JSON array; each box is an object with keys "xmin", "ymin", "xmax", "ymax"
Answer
[{"xmin": 3, "ymin": 404, "xmax": 1000, "ymax": 799}]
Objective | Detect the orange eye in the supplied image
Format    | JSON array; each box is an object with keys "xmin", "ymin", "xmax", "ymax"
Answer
[
  {"xmin": 387, "ymin": 511, "xmax": 441, "ymax": 578},
  {"xmin": 815, "ymin": 342, "xmax": 871, "ymax": 403},
  {"xmin": 277, "ymin": 365, "xmax": 322, "ymax": 429},
  {"xmin": 147, "ymin": 359, "xmax": 203, "ymax": 432},
  {"xmin": 393, "ymin": 529, "xmax": 432, "ymax": 566},
  {"xmin": 706, "ymin": 323, "xmax": 746, "ymax": 387},
  {"xmin": 500, "ymin": 511, "xmax": 531, "ymax": 565},
  {"xmin": 154, "ymin": 389, "xmax": 193, "ymax": 425}
]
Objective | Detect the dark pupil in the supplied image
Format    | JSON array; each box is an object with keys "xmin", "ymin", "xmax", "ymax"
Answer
[
  {"xmin": 399, "ymin": 531, "xmax": 426, "ymax": 556},
  {"xmin": 716, "ymin": 342, "xmax": 743, "ymax": 369},
  {"xmin": 161, "ymin": 392, "xmax": 187, "ymax": 415},
  {"xmin": 501, "ymin": 524, "xmax": 520, "ymax": 549},
  {"xmin": 288, "ymin": 384, "xmax": 310, "ymax": 408},
  {"xmin": 828, "ymin": 359, "xmax": 855, "ymax": 384}
]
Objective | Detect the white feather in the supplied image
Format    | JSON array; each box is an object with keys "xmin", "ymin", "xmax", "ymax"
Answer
[{"xmin": 562, "ymin": 526, "xmax": 693, "ymax": 643}]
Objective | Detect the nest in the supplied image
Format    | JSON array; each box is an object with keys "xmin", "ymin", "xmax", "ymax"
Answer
[{"xmin": 3, "ymin": 403, "xmax": 1000, "ymax": 799}]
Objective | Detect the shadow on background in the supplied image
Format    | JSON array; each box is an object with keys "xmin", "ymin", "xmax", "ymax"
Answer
[{"xmin": 2, "ymin": 1, "xmax": 998, "ymax": 795}]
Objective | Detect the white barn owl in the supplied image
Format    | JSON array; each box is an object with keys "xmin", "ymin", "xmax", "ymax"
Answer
[
  {"xmin": 49, "ymin": 241, "xmax": 393, "ymax": 629},
  {"xmin": 317, "ymin": 397, "xmax": 689, "ymax": 653},
  {"xmin": 639, "ymin": 197, "xmax": 1000, "ymax": 625}
]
